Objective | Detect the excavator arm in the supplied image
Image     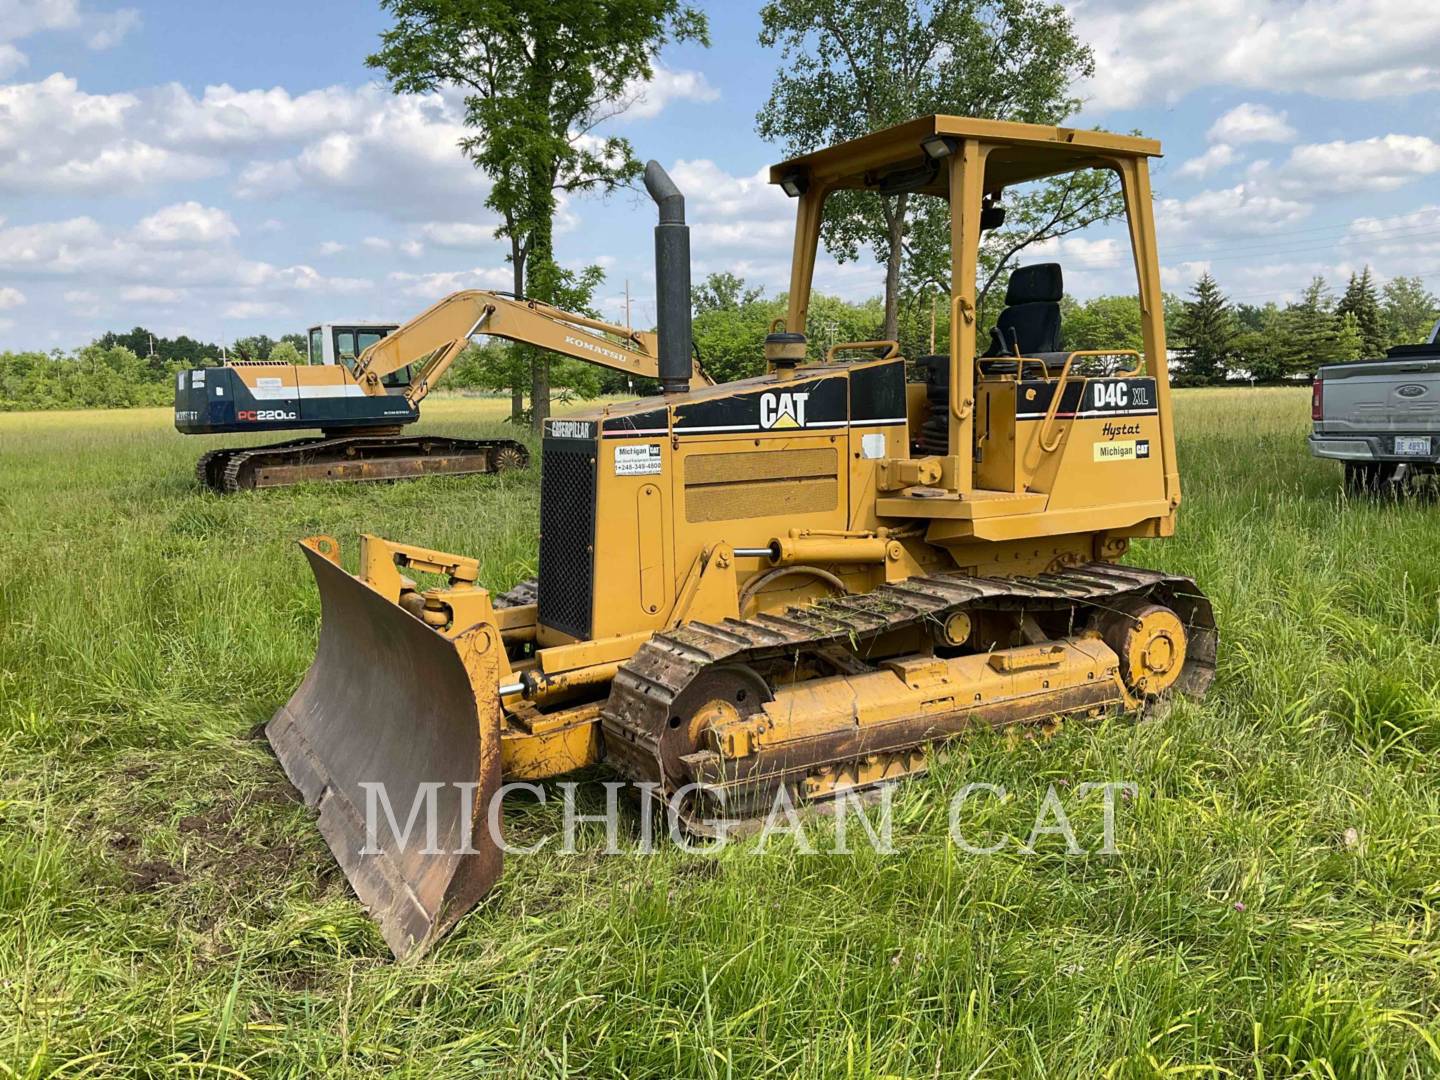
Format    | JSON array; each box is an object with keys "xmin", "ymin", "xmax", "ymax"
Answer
[{"xmin": 350, "ymin": 290, "xmax": 711, "ymax": 405}]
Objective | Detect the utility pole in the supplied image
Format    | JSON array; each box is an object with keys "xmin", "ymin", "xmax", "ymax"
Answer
[
  {"xmin": 624, "ymin": 279, "xmax": 631, "ymax": 332},
  {"xmin": 929, "ymin": 293, "xmax": 937, "ymax": 354}
]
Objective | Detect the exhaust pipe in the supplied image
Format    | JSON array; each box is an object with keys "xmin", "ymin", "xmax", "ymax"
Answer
[{"xmin": 643, "ymin": 160, "xmax": 692, "ymax": 394}]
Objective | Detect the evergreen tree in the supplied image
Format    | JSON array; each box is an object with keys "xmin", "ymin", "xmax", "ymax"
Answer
[
  {"xmin": 1289, "ymin": 277, "xmax": 1347, "ymax": 372},
  {"xmin": 1173, "ymin": 273, "xmax": 1235, "ymax": 384},
  {"xmin": 1335, "ymin": 266, "xmax": 1385, "ymax": 358}
]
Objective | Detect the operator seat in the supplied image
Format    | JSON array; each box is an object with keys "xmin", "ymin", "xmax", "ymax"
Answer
[
  {"xmin": 981, "ymin": 263, "xmax": 1064, "ymax": 373},
  {"xmin": 914, "ymin": 262, "xmax": 1068, "ymax": 454}
]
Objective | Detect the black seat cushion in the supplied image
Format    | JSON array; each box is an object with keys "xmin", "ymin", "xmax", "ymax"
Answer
[
  {"xmin": 984, "ymin": 263, "xmax": 1064, "ymax": 357},
  {"xmin": 1005, "ymin": 263, "xmax": 1063, "ymax": 305},
  {"xmin": 994, "ymin": 302, "xmax": 1061, "ymax": 354}
]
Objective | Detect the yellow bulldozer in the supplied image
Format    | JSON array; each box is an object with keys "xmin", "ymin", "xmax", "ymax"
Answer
[{"xmin": 269, "ymin": 115, "xmax": 1217, "ymax": 958}]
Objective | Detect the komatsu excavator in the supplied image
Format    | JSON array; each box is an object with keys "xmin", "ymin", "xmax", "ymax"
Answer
[
  {"xmin": 268, "ymin": 116, "xmax": 1217, "ymax": 958},
  {"xmin": 175, "ymin": 295, "xmax": 709, "ymax": 491}
]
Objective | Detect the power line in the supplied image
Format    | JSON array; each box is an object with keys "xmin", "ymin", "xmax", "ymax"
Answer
[{"xmin": 1162, "ymin": 215, "xmax": 1440, "ymax": 265}]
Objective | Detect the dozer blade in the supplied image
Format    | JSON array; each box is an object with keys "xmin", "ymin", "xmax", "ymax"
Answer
[{"xmin": 267, "ymin": 541, "xmax": 504, "ymax": 960}]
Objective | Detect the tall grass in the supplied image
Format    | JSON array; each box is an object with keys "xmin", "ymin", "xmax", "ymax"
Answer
[{"xmin": 1, "ymin": 390, "xmax": 1438, "ymax": 1077}]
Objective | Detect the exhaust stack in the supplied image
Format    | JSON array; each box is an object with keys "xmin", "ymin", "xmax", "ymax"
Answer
[{"xmin": 643, "ymin": 160, "xmax": 693, "ymax": 394}]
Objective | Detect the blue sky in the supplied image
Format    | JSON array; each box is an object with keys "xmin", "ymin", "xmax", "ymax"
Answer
[{"xmin": 0, "ymin": 0, "xmax": 1437, "ymax": 350}]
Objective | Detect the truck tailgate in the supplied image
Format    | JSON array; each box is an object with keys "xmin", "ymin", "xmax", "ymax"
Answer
[{"xmin": 1316, "ymin": 358, "xmax": 1440, "ymax": 435}]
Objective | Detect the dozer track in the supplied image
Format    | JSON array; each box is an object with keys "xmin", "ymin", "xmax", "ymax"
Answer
[
  {"xmin": 601, "ymin": 562, "xmax": 1216, "ymax": 824},
  {"xmin": 200, "ymin": 434, "xmax": 529, "ymax": 493}
]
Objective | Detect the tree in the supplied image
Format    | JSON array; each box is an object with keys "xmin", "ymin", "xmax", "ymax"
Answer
[
  {"xmin": 1380, "ymin": 276, "xmax": 1439, "ymax": 348},
  {"xmin": 1334, "ymin": 312, "xmax": 1364, "ymax": 363},
  {"xmin": 1233, "ymin": 304, "xmax": 1288, "ymax": 382},
  {"xmin": 1287, "ymin": 277, "xmax": 1349, "ymax": 373},
  {"xmin": 1172, "ymin": 273, "xmax": 1235, "ymax": 384},
  {"xmin": 1336, "ymin": 266, "xmax": 1384, "ymax": 359},
  {"xmin": 1060, "ymin": 294, "xmax": 1143, "ymax": 353},
  {"xmin": 231, "ymin": 334, "xmax": 276, "ymax": 362},
  {"xmin": 694, "ymin": 272, "xmax": 766, "ymax": 314},
  {"xmin": 268, "ymin": 340, "xmax": 305, "ymax": 365},
  {"xmin": 756, "ymin": 0, "xmax": 1108, "ymax": 342},
  {"xmin": 369, "ymin": 0, "xmax": 708, "ymax": 432}
]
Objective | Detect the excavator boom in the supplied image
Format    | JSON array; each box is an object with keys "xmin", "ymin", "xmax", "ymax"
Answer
[{"xmin": 351, "ymin": 291, "xmax": 712, "ymax": 406}]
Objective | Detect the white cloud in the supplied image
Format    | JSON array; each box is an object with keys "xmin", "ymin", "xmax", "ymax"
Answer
[
  {"xmin": 233, "ymin": 92, "xmax": 492, "ymax": 220},
  {"xmin": 0, "ymin": 285, "xmax": 26, "ymax": 309},
  {"xmin": 1343, "ymin": 205, "xmax": 1440, "ymax": 259},
  {"xmin": 0, "ymin": 43, "xmax": 25, "ymax": 77},
  {"xmin": 317, "ymin": 240, "xmax": 346, "ymax": 256},
  {"xmin": 1034, "ymin": 235, "xmax": 1126, "ymax": 269},
  {"xmin": 1176, "ymin": 144, "xmax": 1237, "ymax": 179},
  {"xmin": 361, "ymin": 237, "xmax": 391, "ymax": 252},
  {"xmin": 1160, "ymin": 260, "xmax": 1214, "ymax": 291},
  {"xmin": 1074, "ymin": 0, "xmax": 1440, "ymax": 110},
  {"xmin": 1157, "ymin": 183, "xmax": 1313, "ymax": 240},
  {"xmin": 154, "ymin": 82, "xmax": 375, "ymax": 146},
  {"xmin": 134, "ymin": 202, "xmax": 238, "ymax": 246},
  {"xmin": 85, "ymin": 6, "xmax": 139, "ymax": 49},
  {"xmin": 0, "ymin": 1, "xmax": 140, "ymax": 74},
  {"xmin": 400, "ymin": 239, "xmax": 424, "ymax": 258},
  {"xmin": 620, "ymin": 65, "xmax": 719, "ymax": 121},
  {"xmin": 1278, "ymin": 134, "xmax": 1440, "ymax": 194},
  {"xmin": 223, "ymin": 300, "xmax": 288, "ymax": 320},
  {"xmin": 0, "ymin": 212, "xmax": 374, "ymax": 322},
  {"xmin": 668, "ymin": 159, "xmax": 794, "ymax": 254},
  {"xmin": 417, "ymin": 221, "xmax": 502, "ymax": 250},
  {"xmin": 0, "ymin": 76, "xmax": 221, "ymax": 195},
  {"xmin": 1207, "ymin": 103, "xmax": 1297, "ymax": 145},
  {"xmin": 387, "ymin": 266, "xmax": 513, "ymax": 300},
  {"xmin": 120, "ymin": 284, "xmax": 183, "ymax": 303}
]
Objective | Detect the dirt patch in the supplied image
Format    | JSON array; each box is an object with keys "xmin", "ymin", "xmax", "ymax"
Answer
[
  {"xmin": 127, "ymin": 858, "xmax": 183, "ymax": 891},
  {"xmin": 257, "ymin": 781, "xmax": 302, "ymax": 807},
  {"xmin": 177, "ymin": 801, "xmax": 236, "ymax": 839}
]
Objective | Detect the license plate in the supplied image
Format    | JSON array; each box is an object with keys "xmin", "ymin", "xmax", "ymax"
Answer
[{"xmin": 1395, "ymin": 436, "xmax": 1432, "ymax": 456}]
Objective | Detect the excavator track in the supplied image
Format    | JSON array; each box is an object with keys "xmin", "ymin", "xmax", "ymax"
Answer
[
  {"xmin": 208, "ymin": 434, "xmax": 529, "ymax": 493},
  {"xmin": 601, "ymin": 562, "xmax": 1215, "ymax": 824},
  {"xmin": 196, "ymin": 437, "xmax": 329, "ymax": 491}
]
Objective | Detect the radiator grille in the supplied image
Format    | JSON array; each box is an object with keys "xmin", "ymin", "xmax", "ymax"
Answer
[
  {"xmin": 684, "ymin": 448, "xmax": 837, "ymax": 523},
  {"xmin": 538, "ymin": 437, "xmax": 597, "ymax": 639}
]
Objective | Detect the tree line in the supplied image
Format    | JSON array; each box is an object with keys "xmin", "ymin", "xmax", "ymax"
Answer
[
  {"xmin": 0, "ymin": 328, "xmax": 309, "ymax": 411},
  {"xmin": 1173, "ymin": 269, "xmax": 1438, "ymax": 385},
  {"xmin": 4, "ymin": 265, "xmax": 1435, "ymax": 411}
]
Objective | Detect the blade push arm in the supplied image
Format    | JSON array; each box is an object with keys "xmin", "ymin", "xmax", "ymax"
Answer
[{"xmin": 350, "ymin": 290, "xmax": 711, "ymax": 405}]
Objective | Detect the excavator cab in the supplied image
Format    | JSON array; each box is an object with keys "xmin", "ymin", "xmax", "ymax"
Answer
[{"xmin": 267, "ymin": 116, "xmax": 1214, "ymax": 958}]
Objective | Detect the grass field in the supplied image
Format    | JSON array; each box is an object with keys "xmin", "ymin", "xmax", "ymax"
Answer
[{"xmin": 2, "ymin": 390, "xmax": 1439, "ymax": 1078}]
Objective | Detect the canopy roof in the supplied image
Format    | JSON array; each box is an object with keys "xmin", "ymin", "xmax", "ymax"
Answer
[{"xmin": 768, "ymin": 116, "xmax": 1161, "ymax": 197}]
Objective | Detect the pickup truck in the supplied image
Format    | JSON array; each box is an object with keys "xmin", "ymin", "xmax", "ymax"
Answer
[{"xmin": 1310, "ymin": 320, "xmax": 1440, "ymax": 493}]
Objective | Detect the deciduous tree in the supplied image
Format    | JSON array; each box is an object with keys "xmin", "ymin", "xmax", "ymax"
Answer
[
  {"xmin": 369, "ymin": 0, "xmax": 708, "ymax": 431},
  {"xmin": 1380, "ymin": 275, "xmax": 1440, "ymax": 348},
  {"xmin": 756, "ymin": 0, "xmax": 1106, "ymax": 342}
]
